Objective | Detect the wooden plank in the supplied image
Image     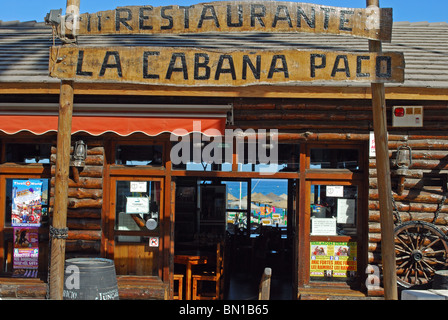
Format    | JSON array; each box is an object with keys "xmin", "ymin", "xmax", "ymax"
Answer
[
  {"xmin": 62, "ymin": 1, "xmax": 392, "ymax": 41},
  {"xmin": 49, "ymin": 46, "xmax": 404, "ymax": 86},
  {"xmin": 3, "ymin": 83, "xmax": 448, "ymax": 101}
]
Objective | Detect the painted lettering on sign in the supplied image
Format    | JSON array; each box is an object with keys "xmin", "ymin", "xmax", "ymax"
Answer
[
  {"xmin": 60, "ymin": 1, "xmax": 392, "ymax": 41},
  {"xmin": 49, "ymin": 46, "xmax": 405, "ymax": 86}
]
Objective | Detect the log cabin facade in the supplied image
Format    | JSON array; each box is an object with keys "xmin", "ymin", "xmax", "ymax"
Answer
[{"xmin": 0, "ymin": 18, "xmax": 447, "ymax": 299}]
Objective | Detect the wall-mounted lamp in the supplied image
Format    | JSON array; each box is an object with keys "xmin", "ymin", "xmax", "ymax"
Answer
[
  {"xmin": 393, "ymin": 145, "xmax": 412, "ymax": 195},
  {"xmin": 71, "ymin": 140, "xmax": 87, "ymax": 167}
]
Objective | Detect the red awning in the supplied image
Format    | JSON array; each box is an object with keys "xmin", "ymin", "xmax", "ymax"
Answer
[{"xmin": 0, "ymin": 114, "xmax": 226, "ymax": 137}]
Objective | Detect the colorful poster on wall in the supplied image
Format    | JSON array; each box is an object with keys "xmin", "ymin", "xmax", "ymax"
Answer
[
  {"xmin": 13, "ymin": 227, "xmax": 39, "ymax": 278},
  {"xmin": 310, "ymin": 241, "xmax": 357, "ymax": 278},
  {"xmin": 11, "ymin": 180, "xmax": 44, "ymax": 227}
]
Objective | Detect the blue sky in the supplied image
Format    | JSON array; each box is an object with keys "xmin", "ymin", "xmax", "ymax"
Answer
[{"xmin": 0, "ymin": 0, "xmax": 446, "ymax": 23}]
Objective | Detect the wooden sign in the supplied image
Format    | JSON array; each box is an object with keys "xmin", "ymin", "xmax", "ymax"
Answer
[
  {"xmin": 60, "ymin": 1, "xmax": 392, "ymax": 41},
  {"xmin": 49, "ymin": 46, "xmax": 404, "ymax": 86}
]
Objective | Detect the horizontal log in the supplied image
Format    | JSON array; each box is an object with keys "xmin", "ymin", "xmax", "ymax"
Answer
[
  {"xmin": 370, "ymin": 169, "xmax": 448, "ymax": 179},
  {"xmin": 369, "ymin": 222, "xmax": 381, "ymax": 234},
  {"xmin": 68, "ymin": 198, "xmax": 103, "ymax": 209},
  {"xmin": 388, "ymin": 140, "xmax": 448, "ymax": 150},
  {"xmin": 51, "ymin": 146, "xmax": 104, "ymax": 155},
  {"xmin": 7, "ymin": 284, "xmax": 47, "ymax": 299},
  {"xmin": 67, "ymin": 230, "xmax": 102, "ymax": 241},
  {"xmin": 370, "ymin": 178, "xmax": 447, "ymax": 190},
  {"xmin": 368, "ymin": 242, "xmax": 379, "ymax": 252},
  {"xmin": 65, "ymin": 240, "xmax": 101, "ymax": 253},
  {"xmin": 50, "ymin": 188, "xmax": 102, "ymax": 199},
  {"xmin": 369, "ymin": 189, "xmax": 448, "ymax": 204},
  {"xmin": 234, "ymin": 103, "xmax": 276, "ymax": 110},
  {"xmin": 67, "ymin": 218, "xmax": 101, "ymax": 230},
  {"xmin": 235, "ymin": 110, "xmax": 372, "ymax": 122},
  {"xmin": 51, "ymin": 154, "xmax": 104, "ymax": 166},
  {"xmin": 51, "ymin": 177, "xmax": 103, "ymax": 189},
  {"xmin": 67, "ymin": 208, "xmax": 102, "ymax": 219},
  {"xmin": 267, "ymin": 132, "xmax": 369, "ymax": 142},
  {"xmin": 368, "ymin": 233, "xmax": 381, "ymax": 243},
  {"xmin": 369, "ymin": 210, "xmax": 448, "ymax": 225},
  {"xmin": 233, "ymin": 120, "xmax": 371, "ymax": 130},
  {"xmin": 117, "ymin": 277, "xmax": 168, "ymax": 300},
  {"xmin": 51, "ymin": 165, "xmax": 103, "ymax": 178}
]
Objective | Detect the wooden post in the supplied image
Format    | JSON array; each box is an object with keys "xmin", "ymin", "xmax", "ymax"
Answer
[
  {"xmin": 49, "ymin": 0, "xmax": 79, "ymax": 300},
  {"xmin": 367, "ymin": 0, "xmax": 398, "ymax": 300}
]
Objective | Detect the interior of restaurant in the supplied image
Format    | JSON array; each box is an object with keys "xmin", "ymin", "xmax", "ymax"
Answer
[{"xmin": 174, "ymin": 177, "xmax": 295, "ymax": 300}]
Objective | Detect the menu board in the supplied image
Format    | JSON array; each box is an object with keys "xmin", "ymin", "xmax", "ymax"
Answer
[{"xmin": 310, "ymin": 241, "xmax": 357, "ymax": 278}]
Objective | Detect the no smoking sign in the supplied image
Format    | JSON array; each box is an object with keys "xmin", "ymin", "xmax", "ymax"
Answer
[{"xmin": 149, "ymin": 237, "xmax": 159, "ymax": 248}]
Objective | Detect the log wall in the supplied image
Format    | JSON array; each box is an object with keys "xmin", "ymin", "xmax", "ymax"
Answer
[
  {"xmin": 5, "ymin": 97, "xmax": 446, "ymax": 299},
  {"xmin": 50, "ymin": 140, "xmax": 104, "ymax": 259},
  {"xmin": 234, "ymin": 98, "xmax": 448, "ymax": 296}
]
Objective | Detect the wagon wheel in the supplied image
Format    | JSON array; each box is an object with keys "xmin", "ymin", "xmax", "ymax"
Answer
[{"xmin": 394, "ymin": 220, "xmax": 448, "ymax": 288}]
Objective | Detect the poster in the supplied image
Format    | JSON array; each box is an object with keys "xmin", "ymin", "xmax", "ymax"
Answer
[
  {"xmin": 310, "ymin": 241, "xmax": 357, "ymax": 278},
  {"xmin": 13, "ymin": 227, "xmax": 39, "ymax": 278},
  {"xmin": 11, "ymin": 180, "xmax": 44, "ymax": 227},
  {"xmin": 126, "ymin": 197, "xmax": 150, "ymax": 214},
  {"xmin": 311, "ymin": 218, "xmax": 337, "ymax": 235}
]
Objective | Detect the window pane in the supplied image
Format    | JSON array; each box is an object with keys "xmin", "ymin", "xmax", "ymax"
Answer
[
  {"xmin": 238, "ymin": 143, "xmax": 299, "ymax": 173},
  {"xmin": 114, "ymin": 180, "xmax": 161, "ymax": 277},
  {"xmin": 310, "ymin": 185, "xmax": 357, "ymax": 236},
  {"xmin": 310, "ymin": 149, "xmax": 359, "ymax": 170},
  {"xmin": 171, "ymin": 141, "xmax": 232, "ymax": 172},
  {"xmin": 6, "ymin": 144, "xmax": 51, "ymax": 164},
  {"xmin": 115, "ymin": 180, "xmax": 161, "ymax": 234},
  {"xmin": 116, "ymin": 145, "xmax": 163, "ymax": 166},
  {"xmin": 310, "ymin": 185, "xmax": 358, "ymax": 281}
]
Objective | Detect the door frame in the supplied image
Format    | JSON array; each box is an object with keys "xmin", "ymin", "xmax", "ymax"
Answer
[
  {"xmin": 106, "ymin": 175, "xmax": 166, "ymax": 278},
  {"xmin": 297, "ymin": 142, "xmax": 368, "ymax": 289}
]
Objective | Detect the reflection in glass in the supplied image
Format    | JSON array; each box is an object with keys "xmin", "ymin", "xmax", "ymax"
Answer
[
  {"xmin": 310, "ymin": 149, "xmax": 359, "ymax": 170},
  {"xmin": 115, "ymin": 145, "xmax": 163, "ymax": 166},
  {"xmin": 225, "ymin": 179, "xmax": 288, "ymax": 236},
  {"xmin": 115, "ymin": 180, "xmax": 161, "ymax": 242},
  {"xmin": 6, "ymin": 144, "xmax": 51, "ymax": 164},
  {"xmin": 310, "ymin": 185, "xmax": 357, "ymax": 236}
]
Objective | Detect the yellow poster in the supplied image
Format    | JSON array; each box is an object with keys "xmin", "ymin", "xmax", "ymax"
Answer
[{"xmin": 310, "ymin": 241, "xmax": 357, "ymax": 278}]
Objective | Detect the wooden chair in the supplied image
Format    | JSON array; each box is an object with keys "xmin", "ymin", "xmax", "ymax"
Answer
[
  {"xmin": 258, "ymin": 267, "xmax": 272, "ymax": 300},
  {"xmin": 192, "ymin": 241, "xmax": 225, "ymax": 300},
  {"xmin": 173, "ymin": 274, "xmax": 184, "ymax": 300}
]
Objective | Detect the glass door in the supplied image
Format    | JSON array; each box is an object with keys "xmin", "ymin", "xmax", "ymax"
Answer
[
  {"xmin": 109, "ymin": 177, "xmax": 164, "ymax": 277},
  {"xmin": 308, "ymin": 182, "xmax": 362, "ymax": 284}
]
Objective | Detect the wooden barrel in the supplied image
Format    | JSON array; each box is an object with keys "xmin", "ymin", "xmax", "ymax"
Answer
[
  {"xmin": 432, "ymin": 270, "xmax": 448, "ymax": 290},
  {"xmin": 63, "ymin": 258, "xmax": 119, "ymax": 300}
]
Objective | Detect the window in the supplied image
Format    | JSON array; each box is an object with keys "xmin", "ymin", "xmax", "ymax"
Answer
[
  {"xmin": 309, "ymin": 185, "xmax": 358, "ymax": 281},
  {"xmin": 310, "ymin": 185, "xmax": 357, "ymax": 236},
  {"xmin": 5, "ymin": 144, "xmax": 51, "ymax": 164},
  {"xmin": 238, "ymin": 143, "xmax": 299, "ymax": 173},
  {"xmin": 310, "ymin": 148, "xmax": 359, "ymax": 170},
  {"xmin": 171, "ymin": 140, "xmax": 232, "ymax": 171},
  {"xmin": 115, "ymin": 144, "xmax": 163, "ymax": 166}
]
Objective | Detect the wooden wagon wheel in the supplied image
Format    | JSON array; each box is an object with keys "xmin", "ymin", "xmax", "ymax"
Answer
[{"xmin": 394, "ymin": 221, "xmax": 448, "ymax": 288}]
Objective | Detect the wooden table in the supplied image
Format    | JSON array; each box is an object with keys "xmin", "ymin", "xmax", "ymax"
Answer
[{"xmin": 174, "ymin": 252, "xmax": 208, "ymax": 300}]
